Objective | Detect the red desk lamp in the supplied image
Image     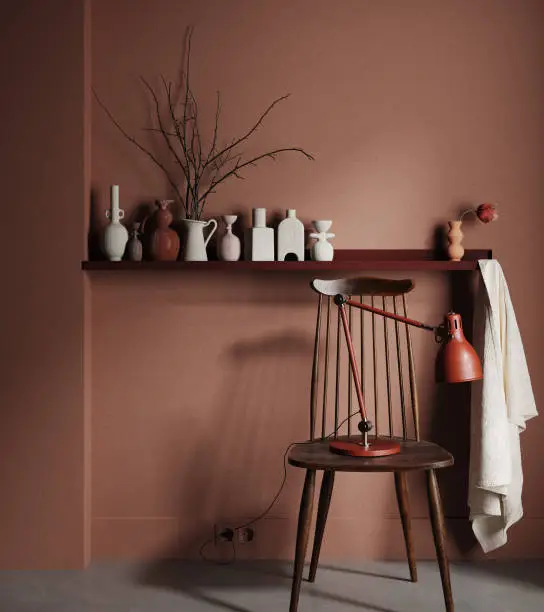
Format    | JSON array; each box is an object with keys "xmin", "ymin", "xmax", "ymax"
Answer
[{"xmin": 330, "ymin": 294, "xmax": 483, "ymax": 458}]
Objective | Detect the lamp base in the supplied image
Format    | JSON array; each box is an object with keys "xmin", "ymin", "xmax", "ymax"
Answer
[{"xmin": 329, "ymin": 437, "xmax": 401, "ymax": 457}]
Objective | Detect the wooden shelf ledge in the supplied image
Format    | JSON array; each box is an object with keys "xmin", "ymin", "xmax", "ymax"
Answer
[{"xmin": 82, "ymin": 249, "xmax": 491, "ymax": 272}]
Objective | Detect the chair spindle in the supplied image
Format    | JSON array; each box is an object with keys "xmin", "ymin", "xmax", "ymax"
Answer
[
  {"xmin": 321, "ymin": 297, "xmax": 331, "ymax": 440},
  {"xmin": 403, "ymin": 294, "xmax": 420, "ymax": 441},
  {"xmin": 383, "ymin": 296, "xmax": 393, "ymax": 438},
  {"xmin": 393, "ymin": 296, "xmax": 407, "ymax": 439},
  {"xmin": 359, "ymin": 295, "xmax": 365, "ymax": 400},
  {"xmin": 347, "ymin": 305, "xmax": 353, "ymax": 436},
  {"xmin": 334, "ymin": 307, "xmax": 341, "ymax": 438},
  {"xmin": 310, "ymin": 294, "xmax": 323, "ymax": 441},
  {"xmin": 371, "ymin": 296, "xmax": 379, "ymax": 436}
]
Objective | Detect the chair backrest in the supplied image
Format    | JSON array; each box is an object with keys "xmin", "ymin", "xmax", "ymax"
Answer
[{"xmin": 309, "ymin": 277, "xmax": 421, "ymax": 442}]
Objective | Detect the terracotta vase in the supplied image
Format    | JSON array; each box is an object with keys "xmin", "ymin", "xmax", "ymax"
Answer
[
  {"xmin": 447, "ymin": 220, "xmax": 464, "ymax": 261},
  {"xmin": 146, "ymin": 200, "xmax": 180, "ymax": 261}
]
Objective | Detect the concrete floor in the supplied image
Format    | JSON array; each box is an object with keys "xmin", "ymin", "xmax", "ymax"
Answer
[{"xmin": 0, "ymin": 560, "xmax": 543, "ymax": 611}]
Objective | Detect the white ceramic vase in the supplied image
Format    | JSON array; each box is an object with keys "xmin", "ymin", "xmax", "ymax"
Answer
[
  {"xmin": 277, "ymin": 209, "xmax": 305, "ymax": 261},
  {"xmin": 103, "ymin": 185, "xmax": 128, "ymax": 261},
  {"xmin": 182, "ymin": 218, "xmax": 218, "ymax": 261},
  {"xmin": 218, "ymin": 215, "xmax": 241, "ymax": 261},
  {"xmin": 310, "ymin": 220, "xmax": 335, "ymax": 261},
  {"xmin": 245, "ymin": 208, "xmax": 274, "ymax": 261}
]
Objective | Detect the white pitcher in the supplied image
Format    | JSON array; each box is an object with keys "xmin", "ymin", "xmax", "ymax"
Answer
[{"xmin": 181, "ymin": 218, "xmax": 218, "ymax": 261}]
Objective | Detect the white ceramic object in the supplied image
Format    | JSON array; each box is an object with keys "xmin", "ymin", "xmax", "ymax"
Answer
[
  {"xmin": 127, "ymin": 223, "xmax": 143, "ymax": 262},
  {"xmin": 245, "ymin": 208, "xmax": 274, "ymax": 261},
  {"xmin": 310, "ymin": 220, "xmax": 335, "ymax": 261},
  {"xmin": 182, "ymin": 218, "xmax": 217, "ymax": 261},
  {"xmin": 103, "ymin": 185, "xmax": 128, "ymax": 261},
  {"xmin": 277, "ymin": 209, "xmax": 304, "ymax": 261},
  {"xmin": 218, "ymin": 215, "xmax": 241, "ymax": 261}
]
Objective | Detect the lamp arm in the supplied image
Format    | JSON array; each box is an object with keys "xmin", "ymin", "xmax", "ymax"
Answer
[
  {"xmin": 335, "ymin": 293, "xmax": 439, "ymax": 447},
  {"xmin": 336, "ymin": 295, "xmax": 437, "ymax": 333}
]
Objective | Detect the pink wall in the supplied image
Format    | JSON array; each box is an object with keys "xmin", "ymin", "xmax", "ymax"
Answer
[
  {"xmin": 0, "ymin": 0, "xmax": 90, "ymax": 568},
  {"xmin": 1, "ymin": 0, "xmax": 543, "ymax": 570},
  {"xmin": 90, "ymin": 0, "xmax": 544, "ymax": 561}
]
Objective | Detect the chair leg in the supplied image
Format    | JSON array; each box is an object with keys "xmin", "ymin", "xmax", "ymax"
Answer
[
  {"xmin": 289, "ymin": 469, "xmax": 316, "ymax": 612},
  {"xmin": 308, "ymin": 470, "xmax": 335, "ymax": 583},
  {"xmin": 426, "ymin": 469, "xmax": 454, "ymax": 612},
  {"xmin": 394, "ymin": 471, "xmax": 417, "ymax": 582}
]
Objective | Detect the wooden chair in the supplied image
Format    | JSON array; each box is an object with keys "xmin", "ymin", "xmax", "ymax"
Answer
[{"xmin": 288, "ymin": 277, "xmax": 455, "ymax": 612}]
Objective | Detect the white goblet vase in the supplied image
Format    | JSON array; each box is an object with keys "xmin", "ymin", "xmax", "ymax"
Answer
[{"xmin": 310, "ymin": 220, "xmax": 335, "ymax": 261}]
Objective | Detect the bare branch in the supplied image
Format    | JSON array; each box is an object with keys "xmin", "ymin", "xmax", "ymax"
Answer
[
  {"xmin": 140, "ymin": 76, "xmax": 191, "ymax": 215},
  {"xmin": 95, "ymin": 27, "xmax": 315, "ymax": 221},
  {"xmin": 161, "ymin": 76, "xmax": 197, "ymax": 215},
  {"xmin": 205, "ymin": 94, "xmax": 291, "ymax": 169},
  {"xmin": 199, "ymin": 147, "xmax": 314, "ymax": 203},
  {"xmin": 205, "ymin": 90, "xmax": 221, "ymax": 164},
  {"xmin": 93, "ymin": 88, "xmax": 185, "ymax": 206}
]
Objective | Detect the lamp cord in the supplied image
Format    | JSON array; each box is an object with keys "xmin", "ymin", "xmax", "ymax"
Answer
[{"xmin": 199, "ymin": 410, "xmax": 361, "ymax": 565}]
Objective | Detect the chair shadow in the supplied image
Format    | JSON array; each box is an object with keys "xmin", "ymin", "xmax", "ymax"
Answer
[
  {"xmin": 307, "ymin": 588, "xmax": 397, "ymax": 612},
  {"xmin": 466, "ymin": 560, "xmax": 544, "ymax": 591},
  {"xmin": 316, "ymin": 563, "xmax": 411, "ymax": 583},
  {"xmin": 137, "ymin": 559, "xmax": 290, "ymax": 612},
  {"xmin": 137, "ymin": 559, "xmax": 401, "ymax": 612}
]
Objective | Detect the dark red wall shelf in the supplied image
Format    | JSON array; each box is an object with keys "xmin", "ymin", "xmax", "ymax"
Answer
[{"xmin": 82, "ymin": 249, "xmax": 491, "ymax": 272}]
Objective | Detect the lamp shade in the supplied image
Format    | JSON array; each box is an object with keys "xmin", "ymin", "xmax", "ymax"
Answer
[{"xmin": 437, "ymin": 313, "xmax": 483, "ymax": 383}]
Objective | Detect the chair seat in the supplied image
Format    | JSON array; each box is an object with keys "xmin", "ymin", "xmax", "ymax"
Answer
[{"xmin": 288, "ymin": 436, "xmax": 454, "ymax": 472}]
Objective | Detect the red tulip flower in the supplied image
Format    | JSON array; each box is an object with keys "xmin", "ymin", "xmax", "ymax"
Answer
[
  {"xmin": 459, "ymin": 203, "xmax": 499, "ymax": 223},
  {"xmin": 476, "ymin": 203, "xmax": 499, "ymax": 223}
]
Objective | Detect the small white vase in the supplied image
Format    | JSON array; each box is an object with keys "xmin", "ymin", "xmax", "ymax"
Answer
[
  {"xmin": 103, "ymin": 185, "xmax": 128, "ymax": 261},
  {"xmin": 182, "ymin": 218, "xmax": 218, "ymax": 261},
  {"xmin": 218, "ymin": 215, "xmax": 241, "ymax": 261},
  {"xmin": 310, "ymin": 220, "xmax": 335, "ymax": 261}
]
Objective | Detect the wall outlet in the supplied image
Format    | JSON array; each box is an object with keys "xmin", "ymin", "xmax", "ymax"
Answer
[
  {"xmin": 213, "ymin": 524, "xmax": 234, "ymax": 545},
  {"xmin": 237, "ymin": 527, "xmax": 254, "ymax": 544}
]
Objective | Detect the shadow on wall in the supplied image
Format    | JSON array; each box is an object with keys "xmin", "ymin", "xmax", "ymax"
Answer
[{"xmin": 149, "ymin": 330, "xmax": 314, "ymax": 565}]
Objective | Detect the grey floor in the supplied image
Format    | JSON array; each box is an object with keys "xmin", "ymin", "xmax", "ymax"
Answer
[{"xmin": 0, "ymin": 560, "xmax": 543, "ymax": 611}]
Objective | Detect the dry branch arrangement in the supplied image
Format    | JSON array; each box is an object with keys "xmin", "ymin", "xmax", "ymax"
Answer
[{"xmin": 94, "ymin": 30, "xmax": 314, "ymax": 220}]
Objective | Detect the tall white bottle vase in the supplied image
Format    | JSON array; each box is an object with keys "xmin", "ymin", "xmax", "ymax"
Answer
[
  {"xmin": 277, "ymin": 209, "xmax": 305, "ymax": 261},
  {"xmin": 218, "ymin": 215, "xmax": 241, "ymax": 261},
  {"xmin": 245, "ymin": 207, "xmax": 274, "ymax": 261},
  {"xmin": 310, "ymin": 220, "xmax": 335, "ymax": 261},
  {"xmin": 103, "ymin": 185, "xmax": 128, "ymax": 261}
]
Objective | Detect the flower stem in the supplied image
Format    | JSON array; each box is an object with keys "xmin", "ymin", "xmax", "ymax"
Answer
[{"xmin": 458, "ymin": 208, "xmax": 475, "ymax": 221}]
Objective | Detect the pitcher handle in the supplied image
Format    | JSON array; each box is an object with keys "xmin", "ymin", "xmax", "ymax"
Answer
[{"xmin": 203, "ymin": 218, "xmax": 218, "ymax": 247}]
